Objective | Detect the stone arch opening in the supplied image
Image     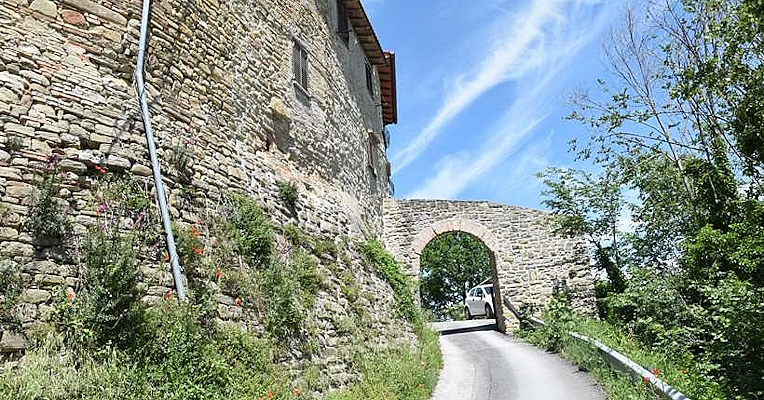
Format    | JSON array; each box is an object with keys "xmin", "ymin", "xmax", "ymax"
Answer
[{"xmin": 411, "ymin": 219, "xmax": 506, "ymax": 332}]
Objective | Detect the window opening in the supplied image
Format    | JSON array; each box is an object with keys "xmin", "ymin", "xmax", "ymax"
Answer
[
  {"xmin": 292, "ymin": 40, "xmax": 308, "ymax": 91},
  {"xmin": 337, "ymin": 0, "xmax": 350, "ymax": 45}
]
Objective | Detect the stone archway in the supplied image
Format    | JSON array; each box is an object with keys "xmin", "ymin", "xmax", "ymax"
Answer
[
  {"xmin": 382, "ymin": 198, "xmax": 597, "ymax": 329},
  {"xmin": 411, "ymin": 219, "xmax": 506, "ymax": 332}
]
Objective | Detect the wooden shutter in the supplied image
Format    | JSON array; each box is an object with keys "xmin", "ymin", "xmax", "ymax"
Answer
[
  {"xmin": 293, "ymin": 41, "xmax": 308, "ymax": 90},
  {"xmin": 337, "ymin": 0, "xmax": 349, "ymax": 44}
]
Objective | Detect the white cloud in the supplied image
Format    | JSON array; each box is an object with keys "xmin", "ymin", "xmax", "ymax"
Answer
[
  {"xmin": 405, "ymin": 1, "xmax": 612, "ymax": 199},
  {"xmin": 391, "ymin": 0, "xmax": 598, "ymax": 174}
]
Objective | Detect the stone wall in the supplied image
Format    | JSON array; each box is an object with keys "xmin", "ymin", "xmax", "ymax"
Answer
[
  {"xmin": 382, "ymin": 198, "xmax": 596, "ymax": 328},
  {"xmin": 0, "ymin": 0, "xmax": 408, "ymax": 388}
]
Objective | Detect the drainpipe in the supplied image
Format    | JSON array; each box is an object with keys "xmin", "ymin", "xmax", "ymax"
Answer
[{"xmin": 135, "ymin": 0, "xmax": 187, "ymax": 301}]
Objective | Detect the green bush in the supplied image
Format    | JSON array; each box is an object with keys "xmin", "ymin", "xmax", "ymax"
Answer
[
  {"xmin": 361, "ymin": 239, "xmax": 420, "ymax": 326},
  {"xmin": 24, "ymin": 169, "xmax": 71, "ymax": 242},
  {"xmin": 261, "ymin": 263, "xmax": 304, "ymax": 340},
  {"xmin": 5, "ymin": 136, "xmax": 22, "ymax": 153},
  {"xmin": 283, "ymin": 224, "xmax": 312, "ymax": 248},
  {"xmin": 328, "ymin": 327, "xmax": 442, "ymax": 400},
  {"xmin": 313, "ymin": 238, "xmax": 338, "ymax": 259},
  {"xmin": 227, "ymin": 193, "xmax": 274, "ymax": 268},
  {"xmin": 55, "ymin": 228, "xmax": 145, "ymax": 351},
  {"xmin": 276, "ymin": 181, "xmax": 298, "ymax": 209},
  {"xmin": 520, "ymin": 303, "xmax": 727, "ymax": 400},
  {"xmin": 0, "ymin": 259, "xmax": 23, "ymax": 326},
  {"xmin": 168, "ymin": 143, "xmax": 192, "ymax": 177},
  {"xmin": 1, "ymin": 302, "xmax": 300, "ymax": 400}
]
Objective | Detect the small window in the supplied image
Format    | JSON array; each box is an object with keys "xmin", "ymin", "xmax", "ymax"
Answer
[
  {"xmin": 337, "ymin": 0, "xmax": 349, "ymax": 45},
  {"xmin": 365, "ymin": 61, "xmax": 374, "ymax": 96},
  {"xmin": 292, "ymin": 40, "xmax": 308, "ymax": 91},
  {"xmin": 367, "ymin": 133, "xmax": 377, "ymax": 174}
]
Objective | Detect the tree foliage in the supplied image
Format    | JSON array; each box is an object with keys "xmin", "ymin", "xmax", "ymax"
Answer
[
  {"xmin": 539, "ymin": 1, "xmax": 764, "ymax": 398},
  {"xmin": 419, "ymin": 232, "xmax": 492, "ymax": 321}
]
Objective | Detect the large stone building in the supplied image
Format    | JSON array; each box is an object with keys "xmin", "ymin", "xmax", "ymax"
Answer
[
  {"xmin": 0, "ymin": 0, "xmax": 594, "ymax": 374},
  {"xmin": 0, "ymin": 0, "xmax": 409, "ymax": 379}
]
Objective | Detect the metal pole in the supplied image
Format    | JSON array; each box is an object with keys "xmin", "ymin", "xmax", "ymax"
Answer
[{"xmin": 135, "ymin": 0, "xmax": 187, "ymax": 300}]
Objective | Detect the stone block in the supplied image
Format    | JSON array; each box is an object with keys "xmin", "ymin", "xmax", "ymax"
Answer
[
  {"xmin": 61, "ymin": 0, "xmax": 127, "ymax": 25},
  {"xmin": 29, "ymin": 0, "xmax": 57, "ymax": 17},
  {"xmin": 0, "ymin": 331, "xmax": 28, "ymax": 353},
  {"xmin": 130, "ymin": 163, "xmax": 152, "ymax": 176},
  {"xmin": 61, "ymin": 9, "xmax": 87, "ymax": 27},
  {"xmin": 20, "ymin": 289, "xmax": 51, "ymax": 304}
]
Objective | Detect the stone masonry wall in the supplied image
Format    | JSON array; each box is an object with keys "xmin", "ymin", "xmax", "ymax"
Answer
[
  {"xmin": 0, "ymin": 0, "xmax": 409, "ymax": 388},
  {"xmin": 382, "ymin": 198, "xmax": 596, "ymax": 328}
]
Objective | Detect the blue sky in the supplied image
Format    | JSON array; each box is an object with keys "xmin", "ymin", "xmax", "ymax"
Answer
[{"xmin": 365, "ymin": 0, "xmax": 620, "ymax": 210}]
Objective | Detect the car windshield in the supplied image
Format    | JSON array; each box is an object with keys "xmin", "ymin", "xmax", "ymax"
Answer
[{"xmin": 483, "ymin": 286, "xmax": 493, "ymax": 295}]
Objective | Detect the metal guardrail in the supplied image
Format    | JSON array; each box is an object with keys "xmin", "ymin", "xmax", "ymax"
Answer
[{"xmin": 501, "ymin": 296, "xmax": 690, "ymax": 400}]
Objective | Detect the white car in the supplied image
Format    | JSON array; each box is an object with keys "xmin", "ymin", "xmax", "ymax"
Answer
[{"xmin": 464, "ymin": 284, "xmax": 495, "ymax": 320}]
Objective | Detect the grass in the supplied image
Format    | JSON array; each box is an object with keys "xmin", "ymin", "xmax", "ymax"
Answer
[
  {"xmin": 520, "ymin": 312, "xmax": 727, "ymax": 400},
  {"xmin": 327, "ymin": 327, "xmax": 442, "ymax": 400}
]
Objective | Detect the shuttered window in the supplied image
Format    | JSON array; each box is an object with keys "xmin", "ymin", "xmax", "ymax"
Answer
[
  {"xmin": 365, "ymin": 60, "xmax": 374, "ymax": 96},
  {"xmin": 337, "ymin": 0, "xmax": 349, "ymax": 45},
  {"xmin": 292, "ymin": 40, "xmax": 308, "ymax": 91}
]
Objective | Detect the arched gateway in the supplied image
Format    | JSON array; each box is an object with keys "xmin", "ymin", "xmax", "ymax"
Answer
[{"xmin": 382, "ymin": 199, "xmax": 596, "ymax": 331}]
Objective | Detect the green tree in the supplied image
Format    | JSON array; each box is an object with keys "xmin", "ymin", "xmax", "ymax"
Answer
[
  {"xmin": 419, "ymin": 232, "xmax": 491, "ymax": 320},
  {"xmin": 540, "ymin": 1, "xmax": 764, "ymax": 397},
  {"xmin": 537, "ymin": 167, "xmax": 627, "ymax": 295}
]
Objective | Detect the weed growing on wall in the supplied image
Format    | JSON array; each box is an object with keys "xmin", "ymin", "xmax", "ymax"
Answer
[
  {"xmin": 53, "ymin": 172, "xmax": 155, "ymax": 351},
  {"xmin": 327, "ymin": 325, "xmax": 442, "ymax": 400},
  {"xmin": 168, "ymin": 142, "xmax": 192, "ymax": 179},
  {"xmin": 4, "ymin": 136, "xmax": 22, "ymax": 153},
  {"xmin": 0, "ymin": 259, "xmax": 23, "ymax": 328},
  {"xmin": 55, "ymin": 228, "xmax": 145, "ymax": 351},
  {"xmin": 227, "ymin": 193, "xmax": 274, "ymax": 268},
  {"xmin": 24, "ymin": 156, "xmax": 71, "ymax": 242},
  {"xmin": 361, "ymin": 239, "xmax": 420, "ymax": 326},
  {"xmin": 283, "ymin": 224, "xmax": 312, "ymax": 248},
  {"xmin": 276, "ymin": 181, "xmax": 298, "ymax": 210}
]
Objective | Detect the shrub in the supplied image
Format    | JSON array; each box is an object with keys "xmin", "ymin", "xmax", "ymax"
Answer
[
  {"xmin": 519, "ymin": 304, "xmax": 727, "ymax": 400},
  {"xmin": 168, "ymin": 143, "xmax": 192, "ymax": 177},
  {"xmin": 313, "ymin": 238, "xmax": 338, "ymax": 259},
  {"xmin": 361, "ymin": 239, "xmax": 420, "ymax": 325},
  {"xmin": 328, "ymin": 327, "xmax": 442, "ymax": 400},
  {"xmin": 0, "ymin": 259, "xmax": 23, "ymax": 326},
  {"xmin": 227, "ymin": 193, "xmax": 274, "ymax": 268},
  {"xmin": 291, "ymin": 250, "xmax": 323, "ymax": 305},
  {"xmin": 24, "ymin": 167, "xmax": 71, "ymax": 242},
  {"xmin": 5, "ymin": 136, "xmax": 22, "ymax": 153},
  {"xmin": 55, "ymin": 228, "xmax": 144, "ymax": 351},
  {"xmin": 261, "ymin": 263, "xmax": 304, "ymax": 340},
  {"xmin": 172, "ymin": 222, "xmax": 207, "ymax": 287},
  {"xmin": 283, "ymin": 224, "xmax": 311, "ymax": 248},
  {"xmin": 276, "ymin": 181, "xmax": 298, "ymax": 209},
  {"xmin": 1, "ymin": 302, "xmax": 299, "ymax": 400}
]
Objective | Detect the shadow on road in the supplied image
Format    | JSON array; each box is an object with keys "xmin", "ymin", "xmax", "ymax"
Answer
[{"xmin": 429, "ymin": 319, "xmax": 498, "ymax": 336}]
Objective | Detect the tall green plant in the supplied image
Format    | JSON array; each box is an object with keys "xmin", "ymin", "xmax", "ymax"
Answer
[{"xmin": 361, "ymin": 239, "xmax": 419, "ymax": 326}]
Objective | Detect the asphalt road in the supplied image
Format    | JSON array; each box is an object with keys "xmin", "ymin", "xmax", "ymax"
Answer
[{"xmin": 430, "ymin": 321, "xmax": 605, "ymax": 400}]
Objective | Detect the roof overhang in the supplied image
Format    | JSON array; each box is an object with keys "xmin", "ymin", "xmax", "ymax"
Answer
[
  {"xmin": 379, "ymin": 51, "xmax": 397, "ymax": 125},
  {"xmin": 342, "ymin": 0, "xmax": 386, "ymax": 65}
]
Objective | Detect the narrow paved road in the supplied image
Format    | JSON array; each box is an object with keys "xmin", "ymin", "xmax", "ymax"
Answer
[{"xmin": 430, "ymin": 321, "xmax": 605, "ymax": 400}]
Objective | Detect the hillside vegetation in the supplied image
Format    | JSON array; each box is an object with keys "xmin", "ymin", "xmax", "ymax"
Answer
[
  {"xmin": 0, "ymin": 172, "xmax": 440, "ymax": 399},
  {"xmin": 535, "ymin": 1, "xmax": 764, "ymax": 399}
]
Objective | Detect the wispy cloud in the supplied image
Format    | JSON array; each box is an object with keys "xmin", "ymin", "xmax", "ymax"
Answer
[
  {"xmin": 406, "ymin": 1, "xmax": 612, "ymax": 199},
  {"xmin": 391, "ymin": 0, "xmax": 592, "ymax": 174}
]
